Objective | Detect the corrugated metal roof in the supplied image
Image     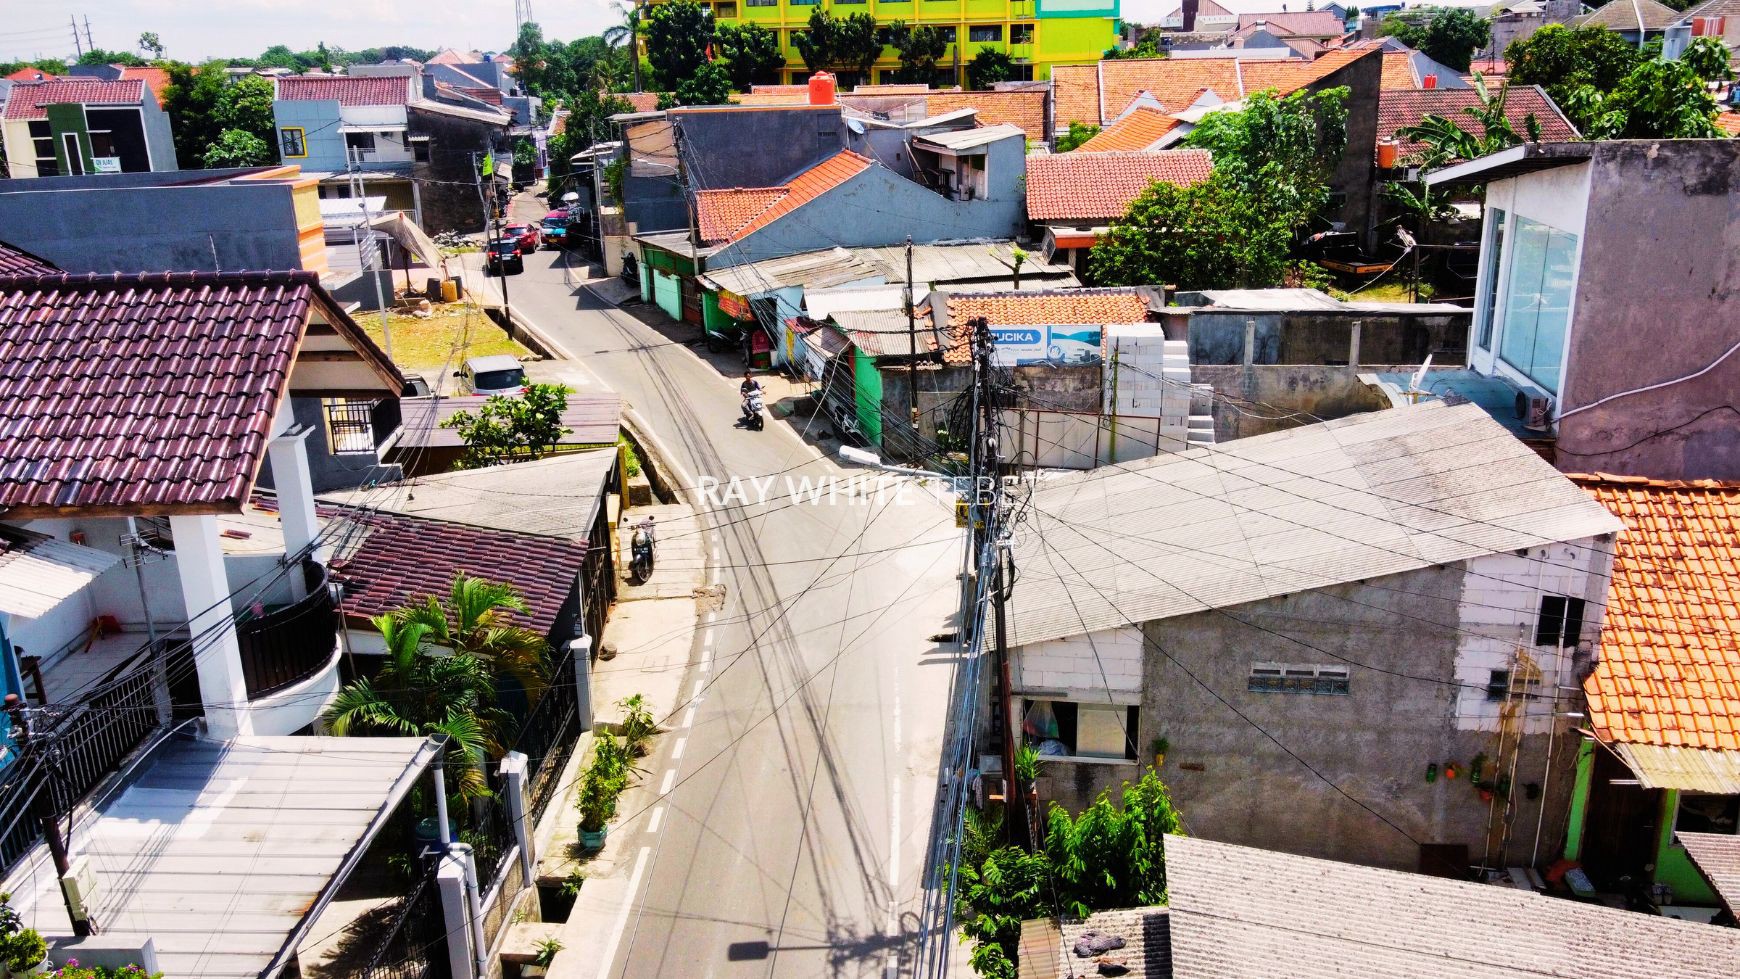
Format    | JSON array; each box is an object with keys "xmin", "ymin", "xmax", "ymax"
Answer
[
  {"xmin": 912, "ymin": 123, "xmax": 1025, "ymax": 151},
  {"xmin": 830, "ymin": 309, "xmax": 941, "ymax": 358},
  {"xmin": 0, "ymin": 530, "xmax": 120, "ymax": 618},
  {"xmin": 1611, "ymin": 742, "xmax": 1740, "ymax": 794},
  {"xmin": 1678, "ymin": 832, "xmax": 1740, "ymax": 912},
  {"xmin": 700, "ymin": 247, "xmax": 883, "ymax": 296},
  {"xmin": 1007, "ymin": 402, "xmax": 1624, "ymax": 647},
  {"xmin": 321, "ymin": 449, "xmax": 617, "ymax": 542},
  {"xmin": 395, "ymin": 394, "xmax": 622, "ymax": 448},
  {"xmin": 856, "ymin": 241, "xmax": 1075, "ymax": 285},
  {"xmin": 805, "ymin": 284, "xmax": 908, "ymax": 319},
  {"xmin": 5, "ymin": 734, "xmax": 436, "ymax": 979},
  {"xmin": 1164, "ymin": 834, "xmax": 1740, "ymax": 978}
]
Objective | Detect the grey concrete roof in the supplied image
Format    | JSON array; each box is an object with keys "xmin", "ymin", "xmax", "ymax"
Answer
[
  {"xmin": 393, "ymin": 393, "xmax": 623, "ymax": 448},
  {"xmin": 1006, "ymin": 401, "xmax": 1622, "ymax": 646},
  {"xmin": 1679, "ymin": 832, "xmax": 1740, "ymax": 912},
  {"xmin": 322, "ymin": 448, "xmax": 618, "ymax": 541},
  {"xmin": 3, "ymin": 734, "xmax": 437, "ymax": 979},
  {"xmin": 701, "ymin": 246, "xmax": 883, "ymax": 295},
  {"xmin": 1165, "ymin": 834, "xmax": 1740, "ymax": 977}
]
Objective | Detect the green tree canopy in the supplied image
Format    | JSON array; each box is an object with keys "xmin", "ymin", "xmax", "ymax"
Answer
[
  {"xmin": 714, "ymin": 22, "xmax": 785, "ymax": 90},
  {"xmin": 77, "ymin": 48, "xmax": 146, "ymax": 67},
  {"xmin": 659, "ymin": 59, "xmax": 735, "ymax": 107},
  {"xmin": 1680, "ymin": 35, "xmax": 1735, "ymax": 83},
  {"xmin": 645, "ymin": 0, "xmax": 716, "ymax": 90},
  {"xmin": 793, "ymin": 8, "xmax": 882, "ymax": 79},
  {"xmin": 202, "ymin": 130, "xmax": 274, "ymax": 168},
  {"xmin": 890, "ymin": 22, "xmax": 950, "ymax": 83},
  {"xmin": 442, "ymin": 383, "xmax": 572, "ymax": 467},
  {"xmin": 1104, "ymin": 37, "xmax": 1163, "ymax": 60},
  {"xmin": 138, "ymin": 32, "xmax": 164, "ymax": 59},
  {"xmin": 1055, "ymin": 121, "xmax": 1101, "ymax": 151},
  {"xmin": 161, "ymin": 61, "xmax": 229, "ymax": 169},
  {"xmin": 1089, "ymin": 169, "xmax": 1298, "ymax": 290},
  {"xmin": 966, "ymin": 47, "xmax": 1015, "ymax": 89},
  {"xmin": 1564, "ymin": 56, "xmax": 1721, "ymax": 138},
  {"xmin": 1381, "ymin": 7, "xmax": 1490, "ymax": 72},
  {"xmin": 1506, "ymin": 24, "xmax": 1641, "ymax": 100},
  {"xmin": 214, "ymin": 75, "xmax": 276, "ymax": 141},
  {"xmin": 1180, "ymin": 85, "xmax": 1349, "ymax": 232}
]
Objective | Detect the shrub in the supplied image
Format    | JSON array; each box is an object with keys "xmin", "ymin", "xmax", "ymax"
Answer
[
  {"xmin": 577, "ymin": 732, "xmax": 633, "ymax": 833},
  {"xmin": 618, "ymin": 693, "xmax": 657, "ymax": 756}
]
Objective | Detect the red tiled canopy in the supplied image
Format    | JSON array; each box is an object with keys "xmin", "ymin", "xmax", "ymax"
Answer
[
  {"xmin": 0, "ymin": 271, "xmax": 320, "ymax": 516},
  {"xmin": 0, "ymin": 240, "xmax": 57, "ymax": 276},
  {"xmin": 2, "ymin": 79, "xmax": 145, "ymax": 120}
]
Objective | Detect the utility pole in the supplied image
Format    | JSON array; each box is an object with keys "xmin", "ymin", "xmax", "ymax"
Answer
[
  {"xmin": 350, "ymin": 148, "xmax": 394, "ymax": 360},
  {"xmin": 83, "ymin": 16, "xmax": 94, "ymax": 53},
  {"xmin": 5, "ymin": 699, "xmax": 97, "ymax": 936},
  {"xmin": 477, "ymin": 147, "xmax": 511, "ymax": 321},
  {"xmin": 69, "ymin": 15, "xmax": 83, "ymax": 58},
  {"xmin": 905, "ymin": 236, "xmax": 918, "ymax": 431},
  {"xmin": 992, "ymin": 546, "xmax": 1023, "ymax": 848}
]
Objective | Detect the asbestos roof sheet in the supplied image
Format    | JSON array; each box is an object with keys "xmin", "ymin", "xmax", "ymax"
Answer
[
  {"xmin": 5, "ymin": 733, "xmax": 436, "ymax": 979},
  {"xmin": 1679, "ymin": 832, "xmax": 1740, "ymax": 912},
  {"xmin": 1164, "ymin": 834, "xmax": 1740, "ymax": 978},
  {"xmin": 702, "ymin": 247, "xmax": 883, "ymax": 296},
  {"xmin": 912, "ymin": 122, "xmax": 1024, "ymax": 151},
  {"xmin": 1007, "ymin": 401, "xmax": 1623, "ymax": 647},
  {"xmin": 1574, "ymin": 474, "xmax": 1740, "ymax": 754},
  {"xmin": 320, "ymin": 449, "xmax": 617, "ymax": 543},
  {"xmin": 831, "ymin": 308, "xmax": 940, "ymax": 358},
  {"xmin": 856, "ymin": 241, "xmax": 1075, "ymax": 286},
  {"xmin": 395, "ymin": 394, "xmax": 622, "ymax": 448},
  {"xmin": 0, "ymin": 271, "xmax": 318, "ymax": 516},
  {"xmin": 326, "ymin": 506, "xmax": 589, "ymax": 634},
  {"xmin": 0, "ymin": 529, "xmax": 121, "ymax": 619},
  {"xmin": 1611, "ymin": 742, "xmax": 1740, "ymax": 794}
]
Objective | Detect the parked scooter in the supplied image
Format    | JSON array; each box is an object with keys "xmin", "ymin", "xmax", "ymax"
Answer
[
  {"xmin": 630, "ymin": 519, "xmax": 657, "ymax": 582},
  {"xmin": 741, "ymin": 390, "xmax": 765, "ymax": 431}
]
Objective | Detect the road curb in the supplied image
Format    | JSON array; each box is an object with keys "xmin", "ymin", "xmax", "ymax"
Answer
[{"xmin": 621, "ymin": 406, "xmax": 702, "ymax": 512}]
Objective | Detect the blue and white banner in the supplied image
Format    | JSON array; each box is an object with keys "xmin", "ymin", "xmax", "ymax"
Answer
[{"xmin": 989, "ymin": 324, "xmax": 1104, "ymax": 367}]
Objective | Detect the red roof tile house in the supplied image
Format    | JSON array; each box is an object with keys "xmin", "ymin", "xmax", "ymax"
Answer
[
  {"xmin": 1, "ymin": 77, "xmax": 178, "ymax": 177},
  {"xmin": 1025, "ymin": 149, "xmax": 1213, "ymax": 279},
  {"xmin": 0, "ymin": 269, "xmax": 404, "ymax": 740},
  {"xmin": 1567, "ymin": 474, "xmax": 1740, "ymax": 910},
  {"xmin": 1379, "ymin": 85, "xmax": 1578, "ymax": 162}
]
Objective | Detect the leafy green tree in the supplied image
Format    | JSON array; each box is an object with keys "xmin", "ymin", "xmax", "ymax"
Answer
[
  {"xmin": 659, "ymin": 59, "xmax": 735, "ymax": 107},
  {"xmin": 1394, "ymin": 78, "xmax": 1538, "ymax": 166},
  {"xmin": 323, "ymin": 615, "xmax": 506, "ymax": 798},
  {"xmin": 77, "ymin": 48, "xmax": 146, "ymax": 67},
  {"xmin": 966, "ymin": 47, "xmax": 1015, "ymax": 89},
  {"xmin": 1564, "ymin": 56, "xmax": 1721, "ymax": 138},
  {"xmin": 161, "ymin": 61, "xmax": 230, "ymax": 169},
  {"xmin": 890, "ymin": 22, "xmax": 949, "ymax": 83},
  {"xmin": 1381, "ymin": 7, "xmax": 1489, "ymax": 72},
  {"xmin": 1054, "ymin": 121, "xmax": 1101, "ymax": 151},
  {"xmin": 1506, "ymin": 24, "xmax": 1640, "ymax": 102},
  {"xmin": 714, "ymin": 22, "xmax": 785, "ymax": 90},
  {"xmin": 1180, "ymin": 86, "xmax": 1349, "ymax": 232},
  {"xmin": 138, "ymin": 32, "xmax": 164, "ymax": 59},
  {"xmin": 1104, "ymin": 37, "xmax": 1163, "ymax": 60},
  {"xmin": 793, "ymin": 8, "xmax": 882, "ymax": 81},
  {"xmin": 442, "ymin": 382, "xmax": 572, "ymax": 466},
  {"xmin": 398, "ymin": 573, "xmax": 551, "ymax": 694},
  {"xmin": 1680, "ymin": 36, "xmax": 1735, "ymax": 83},
  {"xmin": 202, "ymin": 129, "xmax": 274, "ymax": 168},
  {"xmin": 645, "ymin": 0, "xmax": 715, "ymax": 90},
  {"xmin": 511, "ymin": 21, "xmax": 557, "ymax": 96},
  {"xmin": 1091, "ymin": 169, "xmax": 1297, "ymax": 289},
  {"xmin": 215, "ymin": 75, "xmax": 276, "ymax": 142}
]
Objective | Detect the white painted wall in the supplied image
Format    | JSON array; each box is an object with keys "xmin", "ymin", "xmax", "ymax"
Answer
[
  {"xmin": 1470, "ymin": 161, "xmax": 1592, "ymax": 389},
  {"xmin": 1012, "ymin": 626, "xmax": 1145, "ymax": 704},
  {"xmin": 1452, "ymin": 536, "xmax": 1612, "ymax": 734}
]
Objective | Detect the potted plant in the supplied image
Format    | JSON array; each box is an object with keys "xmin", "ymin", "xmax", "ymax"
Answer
[
  {"xmin": 1151, "ymin": 736, "xmax": 1171, "ymax": 770},
  {"xmin": 0, "ymin": 894, "xmax": 48, "ymax": 979},
  {"xmin": 577, "ymin": 733, "xmax": 629, "ymax": 851}
]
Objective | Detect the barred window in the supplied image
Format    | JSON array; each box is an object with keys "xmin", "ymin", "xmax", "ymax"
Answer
[{"xmin": 1249, "ymin": 663, "xmax": 1350, "ymax": 696}]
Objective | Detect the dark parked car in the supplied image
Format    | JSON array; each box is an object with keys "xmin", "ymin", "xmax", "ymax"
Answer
[
  {"xmin": 504, "ymin": 223, "xmax": 539, "ymax": 254},
  {"xmin": 486, "ymin": 238, "xmax": 524, "ymax": 275}
]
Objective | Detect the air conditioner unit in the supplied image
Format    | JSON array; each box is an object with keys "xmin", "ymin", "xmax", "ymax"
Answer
[{"xmin": 1515, "ymin": 385, "xmax": 1554, "ymax": 432}]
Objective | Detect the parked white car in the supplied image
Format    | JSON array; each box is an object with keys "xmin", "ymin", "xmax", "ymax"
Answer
[{"xmin": 455, "ymin": 355, "xmax": 528, "ymax": 396}]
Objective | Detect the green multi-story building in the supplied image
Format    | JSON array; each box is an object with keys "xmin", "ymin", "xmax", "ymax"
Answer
[{"xmin": 657, "ymin": 0, "xmax": 1119, "ymax": 86}]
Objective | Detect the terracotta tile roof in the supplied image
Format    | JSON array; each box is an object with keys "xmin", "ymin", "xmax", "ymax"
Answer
[
  {"xmin": 1573, "ymin": 474, "xmax": 1740, "ymax": 752},
  {"xmin": 1051, "ymin": 64, "xmax": 1104, "ymax": 129},
  {"xmin": 940, "ymin": 287, "xmax": 1152, "ymax": 364},
  {"xmin": 1240, "ymin": 48, "xmax": 1379, "ymax": 96},
  {"xmin": 0, "ymin": 271, "xmax": 324, "ymax": 516},
  {"xmin": 118, "ymin": 67, "xmax": 171, "ymax": 103},
  {"xmin": 1469, "ymin": 57, "xmax": 1508, "ymax": 78},
  {"xmin": 275, "ymin": 75, "xmax": 410, "ymax": 106},
  {"xmin": 3, "ymin": 79, "xmax": 146, "ymax": 120},
  {"xmin": 924, "ymin": 90, "xmax": 1048, "ymax": 139},
  {"xmin": 3, "ymin": 68, "xmax": 55, "ymax": 82},
  {"xmin": 692, "ymin": 150, "xmax": 873, "ymax": 244},
  {"xmin": 1378, "ymin": 86, "xmax": 1578, "ymax": 159},
  {"xmin": 1076, "ymin": 107, "xmax": 1184, "ymax": 151},
  {"xmin": 1718, "ymin": 112, "xmax": 1740, "ymax": 136},
  {"xmin": 1099, "ymin": 58, "xmax": 1243, "ymax": 123},
  {"xmin": 326, "ymin": 508, "xmax": 588, "ymax": 636},
  {"xmin": 1381, "ymin": 51, "xmax": 1420, "ymax": 89},
  {"xmin": 620, "ymin": 92, "xmax": 663, "ymax": 113},
  {"xmin": 1026, "ymin": 148, "xmax": 1213, "ymax": 223},
  {"xmin": 735, "ymin": 92, "xmax": 807, "ymax": 106},
  {"xmin": 1235, "ymin": 11, "xmax": 1349, "ymax": 35},
  {"xmin": 0, "ymin": 240, "xmax": 56, "ymax": 275}
]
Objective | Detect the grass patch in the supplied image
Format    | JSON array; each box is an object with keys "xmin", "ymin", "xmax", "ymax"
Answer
[
  {"xmin": 357, "ymin": 306, "xmax": 532, "ymax": 372},
  {"xmin": 1345, "ymin": 280, "xmax": 1435, "ymax": 303}
]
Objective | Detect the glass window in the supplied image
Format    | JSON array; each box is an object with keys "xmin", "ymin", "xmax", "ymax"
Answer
[
  {"xmin": 413, "ymin": 140, "xmax": 430, "ymax": 163},
  {"xmin": 970, "ymin": 24, "xmax": 1003, "ymax": 42},
  {"xmin": 1497, "ymin": 215, "xmax": 1577, "ymax": 394},
  {"xmin": 1475, "ymin": 208, "xmax": 1506, "ymax": 351},
  {"xmin": 1676, "ymin": 794, "xmax": 1740, "ymax": 835},
  {"xmin": 1011, "ymin": 23, "xmax": 1035, "ymax": 44},
  {"xmin": 1021, "ymin": 699, "xmax": 1138, "ymax": 761},
  {"xmin": 930, "ymin": 25, "xmax": 957, "ymax": 43},
  {"xmin": 746, "ymin": 0, "xmax": 778, "ymax": 5},
  {"xmin": 280, "ymin": 127, "xmax": 307, "ymax": 157},
  {"xmin": 1249, "ymin": 663, "xmax": 1350, "ymax": 695},
  {"xmin": 346, "ymin": 131, "xmax": 377, "ymax": 151},
  {"xmin": 1535, "ymin": 595, "xmax": 1586, "ymax": 648},
  {"xmin": 716, "ymin": 1, "xmax": 738, "ymax": 13}
]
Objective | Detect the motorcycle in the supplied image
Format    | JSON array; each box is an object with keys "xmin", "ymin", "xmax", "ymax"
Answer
[
  {"xmin": 630, "ymin": 526, "xmax": 656, "ymax": 582},
  {"xmin": 741, "ymin": 390, "xmax": 765, "ymax": 431}
]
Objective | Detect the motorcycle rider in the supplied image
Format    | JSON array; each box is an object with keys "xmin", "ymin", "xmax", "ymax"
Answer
[
  {"xmin": 740, "ymin": 372, "xmax": 765, "ymax": 426},
  {"xmin": 631, "ymin": 515, "xmax": 657, "ymax": 577}
]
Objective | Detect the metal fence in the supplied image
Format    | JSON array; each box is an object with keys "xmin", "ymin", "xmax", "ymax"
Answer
[
  {"xmin": 465, "ymin": 772, "xmax": 519, "ymax": 896},
  {"xmin": 513, "ymin": 648, "xmax": 580, "ymax": 825},
  {"xmin": 327, "ymin": 398, "xmax": 403, "ymax": 455},
  {"xmin": 235, "ymin": 561, "xmax": 339, "ymax": 698},
  {"xmin": 357, "ymin": 864, "xmax": 452, "ymax": 979}
]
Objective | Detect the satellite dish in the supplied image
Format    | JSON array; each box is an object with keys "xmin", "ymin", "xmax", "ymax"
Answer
[{"xmin": 1409, "ymin": 354, "xmax": 1434, "ymax": 397}]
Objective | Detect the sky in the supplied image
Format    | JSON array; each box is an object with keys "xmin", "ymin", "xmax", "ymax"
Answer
[{"xmin": 0, "ymin": 0, "xmax": 620, "ymax": 65}]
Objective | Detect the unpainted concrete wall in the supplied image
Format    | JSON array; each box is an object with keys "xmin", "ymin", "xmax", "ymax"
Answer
[
  {"xmin": 1192, "ymin": 364, "xmax": 1394, "ymax": 441},
  {"xmin": 1186, "ymin": 310, "xmax": 1469, "ymax": 366},
  {"xmin": 409, "ymin": 105, "xmax": 510, "ymax": 234},
  {"xmin": 0, "ymin": 182, "xmax": 304, "ymax": 273}
]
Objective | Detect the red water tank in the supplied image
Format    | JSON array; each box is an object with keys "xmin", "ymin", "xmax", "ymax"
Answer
[
  {"xmin": 809, "ymin": 71, "xmax": 837, "ymax": 105},
  {"xmin": 1423, "ymin": 73, "xmax": 1438, "ymax": 89}
]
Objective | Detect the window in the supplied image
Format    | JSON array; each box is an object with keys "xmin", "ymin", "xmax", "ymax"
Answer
[
  {"xmin": 1249, "ymin": 663, "xmax": 1350, "ymax": 695},
  {"xmin": 1535, "ymin": 595, "xmax": 1586, "ymax": 648},
  {"xmin": 1497, "ymin": 215, "xmax": 1577, "ymax": 394},
  {"xmin": 280, "ymin": 126, "xmax": 307, "ymax": 158},
  {"xmin": 788, "ymin": 29, "xmax": 808, "ymax": 49},
  {"xmin": 412, "ymin": 139, "xmax": 430, "ymax": 163},
  {"xmin": 716, "ymin": 1, "xmax": 739, "ymax": 14},
  {"xmin": 1011, "ymin": 23, "xmax": 1035, "ymax": 44},
  {"xmin": 969, "ymin": 24, "xmax": 1003, "ymax": 42},
  {"xmin": 1475, "ymin": 208, "xmax": 1507, "ymax": 351},
  {"xmin": 1485, "ymin": 668, "xmax": 1541, "ymax": 702},
  {"xmin": 933, "ymin": 26, "xmax": 958, "ymax": 43},
  {"xmin": 60, "ymin": 133, "xmax": 85, "ymax": 176},
  {"xmin": 1676, "ymin": 794, "xmax": 1740, "ymax": 835},
  {"xmin": 345, "ymin": 131, "xmax": 377, "ymax": 152},
  {"xmin": 1022, "ymin": 699, "xmax": 1138, "ymax": 761},
  {"xmin": 746, "ymin": 0, "xmax": 778, "ymax": 6},
  {"xmin": 28, "ymin": 120, "xmax": 57, "ymax": 176}
]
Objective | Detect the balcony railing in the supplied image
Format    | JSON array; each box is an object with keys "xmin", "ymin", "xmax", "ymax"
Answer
[
  {"xmin": 237, "ymin": 561, "xmax": 340, "ymax": 699},
  {"xmin": 328, "ymin": 397, "xmax": 403, "ymax": 455}
]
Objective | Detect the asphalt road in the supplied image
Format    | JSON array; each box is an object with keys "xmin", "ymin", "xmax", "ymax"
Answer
[{"xmin": 505, "ymin": 246, "xmax": 966, "ymax": 978}]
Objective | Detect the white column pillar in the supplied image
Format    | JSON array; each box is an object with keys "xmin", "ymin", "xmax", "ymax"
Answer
[
  {"xmin": 571, "ymin": 636, "xmax": 594, "ymax": 733},
  {"xmin": 436, "ymin": 852, "xmax": 478, "ymax": 979},
  {"xmin": 500, "ymin": 751, "xmax": 534, "ymax": 883},
  {"xmin": 268, "ymin": 426, "xmax": 326, "ymax": 601},
  {"xmin": 169, "ymin": 514, "xmax": 253, "ymax": 739}
]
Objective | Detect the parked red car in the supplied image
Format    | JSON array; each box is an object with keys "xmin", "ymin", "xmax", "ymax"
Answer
[{"xmin": 503, "ymin": 223, "xmax": 539, "ymax": 254}]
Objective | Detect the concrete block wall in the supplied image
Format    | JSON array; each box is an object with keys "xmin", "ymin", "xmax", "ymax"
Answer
[{"xmin": 1013, "ymin": 627, "xmax": 1144, "ymax": 702}]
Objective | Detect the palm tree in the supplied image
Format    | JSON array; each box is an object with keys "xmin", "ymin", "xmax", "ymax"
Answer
[
  {"xmin": 396, "ymin": 574, "xmax": 551, "ymax": 700},
  {"xmin": 324, "ymin": 616, "xmax": 506, "ymax": 797},
  {"xmin": 603, "ymin": 1, "xmax": 644, "ymax": 93}
]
